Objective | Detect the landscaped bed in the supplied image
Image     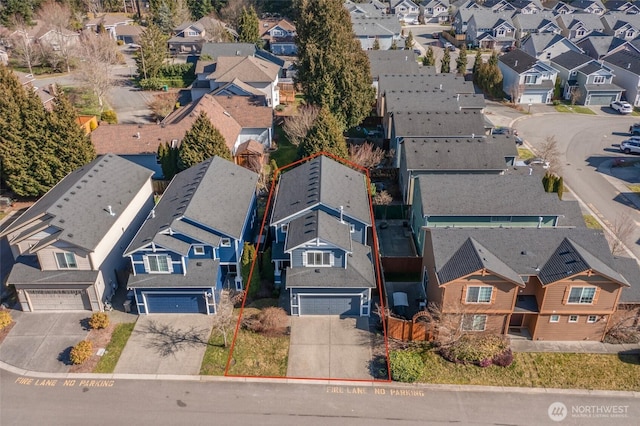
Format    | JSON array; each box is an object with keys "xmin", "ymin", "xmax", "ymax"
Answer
[
  {"xmin": 93, "ymin": 322, "xmax": 136, "ymax": 373},
  {"xmin": 554, "ymin": 104, "xmax": 596, "ymax": 115}
]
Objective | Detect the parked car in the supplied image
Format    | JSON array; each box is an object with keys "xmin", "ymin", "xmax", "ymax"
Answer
[
  {"xmin": 610, "ymin": 101, "xmax": 633, "ymax": 114},
  {"xmin": 443, "ymin": 42, "xmax": 456, "ymax": 51},
  {"xmin": 515, "ymin": 136, "xmax": 524, "ymax": 146},
  {"xmin": 629, "ymin": 123, "xmax": 640, "ymax": 135},
  {"xmin": 619, "ymin": 139, "xmax": 640, "ymax": 154},
  {"xmin": 524, "ymin": 157, "xmax": 550, "ymax": 168},
  {"xmin": 492, "ymin": 127, "xmax": 517, "ymax": 136},
  {"xmin": 432, "ymin": 32, "xmax": 440, "ymax": 39}
]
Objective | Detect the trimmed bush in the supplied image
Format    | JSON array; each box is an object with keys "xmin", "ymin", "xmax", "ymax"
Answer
[
  {"xmin": 101, "ymin": 110, "xmax": 118, "ymax": 124},
  {"xmin": 492, "ymin": 348, "xmax": 514, "ymax": 367},
  {"xmin": 439, "ymin": 334, "xmax": 511, "ymax": 367},
  {"xmin": 89, "ymin": 312, "xmax": 110, "ymax": 330},
  {"xmin": 389, "ymin": 350, "xmax": 423, "ymax": 383},
  {"xmin": 0, "ymin": 311, "xmax": 12, "ymax": 330},
  {"xmin": 139, "ymin": 78, "xmax": 165, "ymax": 91},
  {"xmin": 70, "ymin": 340, "xmax": 93, "ymax": 365}
]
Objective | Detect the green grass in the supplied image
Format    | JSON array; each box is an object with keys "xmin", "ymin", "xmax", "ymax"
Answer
[
  {"xmin": 93, "ymin": 323, "xmax": 136, "ymax": 373},
  {"xmin": 517, "ymin": 147, "xmax": 536, "ymax": 160},
  {"xmin": 0, "ymin": 212, "xmax": 6, "ymax": 220},
  {"xmin": 271, "ymin": 125, "xmax": 298, "ymax": 168},
  {"xmin": 200, "ymin": 309, "xmax": 289, "ymax": 377},
  {"xmin": 61, "ymin": 86, "xmax": 105, "ymax": 116},
  {"xmin": 583, "ymin": 215, "xmax": 603, "ymax": 230},
  {"xmin": 628, "ymin": 184, "xmax": 640, "ymax": 193},
  {"xmin": 554, "ymin": 104, "xmax": 596, "ymax": 115},
  {"xmin": 418, "ymin": 348, "xmax": 640, "ymax": 390}
]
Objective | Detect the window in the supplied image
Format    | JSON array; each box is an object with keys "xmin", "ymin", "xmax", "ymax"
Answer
[
  {"xmin": 146, "ymin": 255, "xmax": 170, "ymax": 273},
  {"xmin": 568, "ymin": 287, "xmax": 596, "ymax": 304},
  {"xmin": 306, "ymin": 251, "xmax": 331, "ymax": 266},
  {"xmin": 281, "ymin": 224, "xmax": 288, "ymax": 233},
  {"xmin": 569, "ymin": 315, "xmax": 579, "ymax": 323},
  {"xmin": 220, "ymin": 238, "xmax": 231, "ymax": 247},
  {"xmin": 491, "ymin": 216, "xmax": 512, "ymax": 222},
  {"xmin": 193, "ymin": 245, "xmax": 205, "ymax": 255},
  {"xmin": 546, "ymin": 52, "xmax": 552, "ymax": 59},
  {"xmin": 466, "ymin": 286, "xmax": 493, "ymax": 303},
  {"xmin": 587, "ymin": 315, "xmax": 598, "ymax": 323},
  {"xmin": 524, "ymin": 75, "xmax": 538, "ymax": 85},
  {"xmin": 576, "ymin": 30, "xmax": 585, "ymax": 37},
  {"xmin": 462, "ymin": 314, "xmax": 487, "ymax": 331},
  {"xmin": 550, "ymin": 315, "xmax": 560, "ymax": 323},
  {"xmin": 350, "ymin": 224, "xmax": 355, "ymax": 233},
  {"xmin": 55, "ymin": 252, "xmax": 78, "ymax": 269},
  {"xmin": 626, "ymin": 30, "xmax": 634, "ymax": 38},
  {"xmin": 593, "ymin": 76, "xmax": 605, "ymax": 84}
]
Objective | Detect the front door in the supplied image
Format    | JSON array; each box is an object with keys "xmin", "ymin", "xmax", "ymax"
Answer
[{"xmin": 509, "ymin": 314, "xmax": 524, "ymax": 327}]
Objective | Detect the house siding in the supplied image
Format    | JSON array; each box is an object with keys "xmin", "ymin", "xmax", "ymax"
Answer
[
  {"xmin": 290, "ymin": 247, "xmax": 346, "ymax": 268},
  {"xmin": 539, "ymin": 274, "xmax": 621, "ymax": 314},
  {"xmin": 441, "ymin": 275, "xmax": 519, "ymax": 313},
  {"xmin": 37, "ymin": 246, "xmax": 93, "ymax": 270},
  {"xmin": 532, "ymin": 314, "xmax": 607, "ymax": 340}
]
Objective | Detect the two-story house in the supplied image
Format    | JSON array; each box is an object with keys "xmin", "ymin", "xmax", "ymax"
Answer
[
  {"xmin": 510, "ymin": 0, "xmax": 544, "ymax": 14},
  {"xmin": 84, "ymin": 13, "xmax": 135, "ymax": 40},
  {"xmin": 124, "ymin": 157, "xmax": 257, "ymax": 314},
  {"xmin": 569, "ymin": 0, "xmax": 606, "ymax": 15},
  {"xmin": 351, "ymin": 15, "xmax": 402, "ymax": 50},
  {"xmin": 551, "ymin": 50, "xmax": 623, "ymax": 104},
  {"xmin": 601, "ymin": 12, "xmax": 640, "ymax": 41},
  {"xmin": 466, "ymin": 10, "xmax": 516, "ymax": 51},
  {"xmin": 512, "ymin": 11, "xmax": 562, "ymax": 41},
  {"xmin": 0, "ymin": 155, "xmax": 154, "ymax": 312},
  {"xmin": 604, "ymin": 50, "xmax": 640, "ymax": 106},
  {"xmin": 168, "ymin": 16, "xmax": 235, "ymax": 54},
  {"xmin": 556, "ymin": 12, "xmax": 605, "ymax": 41},
  {"xmin": 345, "ymin": 0, "xmax": 388, "ymax": 17},
  {"xmin": 521, "ymin": 33, "xmax": 583, "ymax": 61},
  {"xmin": 498, "ymin": 49, "xmax": 558, "ymax": 104},
  {"xmin": 391, "ymin": 0, "xmax": 421, "ymax": 24},
  {"xmin": 576, "ymin": 34, "xmax": 638, "ymax": 60},
  {"xmin": 605, "ymin": 1, "xmax": 640, "ymax": 14},
  {"xmin": 269, "ymin": 155, "xmax": 376, "ymax": 316},
  {"xmin": 422, "ymin": 227, "xmax": 638, "ymax": 341},
  {"xmin": 259, "ymin": 17, "xmax": 297, "ymax": 56},
  {"xmin": 420, "ymin": 0, "xmax": 450, "ymax": 24},
  {"xmin": 549, "ymin": 1, "xmax": 575, "ymax": 15}
]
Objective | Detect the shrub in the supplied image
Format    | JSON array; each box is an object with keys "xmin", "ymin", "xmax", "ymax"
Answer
[
  {"xmin": 439, "ymin": 334, "xmax": 510, "ymax": 367},
  {"xmin": 70, "ymin": 340, "xmax": 93, "ymax": 365},
  {"xmin": 492, "ymin": 348, "xmax": 514, "ymax": 367},
  {"xmin": 256, "ymin": 307, "xmax": 288, "ymax": 334},
  {"xmin": 116, "ymin": 39, "xmax": 124, "ymax": 46},
  {"xmin": 89, "ymin": 120, "xmax": 98, "ymax": 131},
  {"xmin": 275, "ymin": 104, "xmax": 286, "ymax": 112},
  {"xmin": 389, "ymin": 350, "xmax": 423, "ymax": 383},
  {"xmin": 552, "ymin": 100, "xmax": 560, "ymax": 106},
  {"xmin": 139, "ymin": 78, "xmax": 165, "ymax": 91},
  {"xmin": 101, "ymin": 110, "xmax": 118, "ymax": 124},
  {"xmin": 0, "ymin": 311, "xmax": 12, "ymax": 330},
  {"xmin": 89, "ymin": 312, "xmax": 110, "ymax": 330}
]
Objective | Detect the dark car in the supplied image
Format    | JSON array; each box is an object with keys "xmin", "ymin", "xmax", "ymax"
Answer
[
  {"xmin": 629, "ymin": 123, "xmax": 640, "ymax": 135},
  {"xmin": 432, "ymin": 32, "xmax": 440, "ymax": 39}
]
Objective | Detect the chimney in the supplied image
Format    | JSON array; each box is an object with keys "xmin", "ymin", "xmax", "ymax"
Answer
[
  {"xmin": 439, "ymin": 83, "xmax": 443, "ymax": 90},
  {"xmin": 107, "ymin": 205, "xmax": 115, "ymax": 216}
]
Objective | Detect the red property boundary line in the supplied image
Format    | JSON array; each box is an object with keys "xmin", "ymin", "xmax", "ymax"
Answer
[{"xmin": 224, "ymin": 151, "xmax": 391, "ymax": 383}]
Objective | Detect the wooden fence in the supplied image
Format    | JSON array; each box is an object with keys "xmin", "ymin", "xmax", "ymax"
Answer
[
  {"xmin": 387, "ymin": 315, "xmax": 435, "ymax": 342},
  {"xmin": 381, "ymin": 256, "xmax": 422, "ymax": 274}
]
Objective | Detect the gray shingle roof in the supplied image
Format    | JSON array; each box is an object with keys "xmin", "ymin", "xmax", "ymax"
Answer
[
  {"xmin": 577, "ymin": 35, "xmax": 628, "ymax": 60},
  {"xmin": 285, "ymin": 241, "xmax": 375, "ymax": 288},
  {"xmin": 127, "ymin": 258, "xmax": 220, "ymax": 288},
  {"xmin": 379, "ymin": 73, "xmax": 478, "ymax": 96},
  {"xmin": 512, "ymin": 11, "xmax": 556, "ymax": 31},
  {"xmin": 125, "ymin": 157, "xmax": 257, "ymax": 255},
  {"xmin": 366, "ymin": 50, "xmax": 420, "ymax": 79},
  {"xmin": 384, "ymin": 90, "xmax": 485, "ymax": 112},
  {"xmin": 578, "ymin": 61, "xmax": 606, "ymax": 75},
  {"xmin": 0, "ymin": 154, "xmax": 153, "ymax": 252},
  {"xmin": 557, "ymin": 12, "xmax": 605, "ymax": 31},
  {"xmin": 416, "ymin": 174, "xmax": 573, "ymax": 216},
  {"xmin": 285, "ymin": 210, "xmax": 352, "ymax": 252},
  {"xmin": 499, "ymin": 49, "xmax": 539, "ymax": 73},
  {"xmin": 392, "ymin": 110, "xmax": 487, "ymax": 137},
  {"xmin": 271, "ymin": 156, "xmax": 371, "ymax": 226},
  {"xmin": 523, "ymin": 33, "xmax": 573, "ymax": 55},
  {"xmin": 551, "ymin": 50, "xmax": 592, "ymax": 70},
  {"xmin": 468, "ymin": 10, "xmax": 515, "ymax": 29},
  {"xmin": 7, "ymin": 256, "xmax": 99, "ymax": 285},
  {"xmin": 351, "ymin": 16, "xmax": 402, "ymax": 36},
  {"xmin": 404, "ymin": 135, "xmax": 515, "ymax": 171},
  {"xmin": 199, "ymin": 43, "xmax": 284, "ymax": 67},
  {"xmin": 428, "ymin": 227, "xmax": 632, "ymax": 287},
  {"xmin": 604, "ymin": 49, "xmax": 640, "ymax": 74},
  {"xmin": 615, "ymin": 257, "xmax": 640, "ymax": 303}
]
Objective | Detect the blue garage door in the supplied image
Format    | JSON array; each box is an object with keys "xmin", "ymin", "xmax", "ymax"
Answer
[
  {"xmin": 144, "ymin": 293, "xmax": 207, "ymax": 314},
  {"xmin": 300, "ymin": 295, "xmax": 360, "ymax": 316}
]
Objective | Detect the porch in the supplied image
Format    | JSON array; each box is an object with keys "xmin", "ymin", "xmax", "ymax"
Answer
[{"xmin": 507, "ymin": 295, "xmax": 538, "ymax": 340}]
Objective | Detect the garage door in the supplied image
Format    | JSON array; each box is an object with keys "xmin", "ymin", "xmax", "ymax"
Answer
[
  {"xmin": 144, "ymin": 293, "xmax": 207, "ymax": 314},
  {"xmin": 26, "ymin": 289, "xmax": 91, "ymax": 311},
  {"xmin": 588, "ymin": 94, "xmax": 616, "ymax": 105},
  {"xmin": 521, "ymin": 93, "xmax": 545, "ymax": 104},
  {"xmin": 300, "ymin": 295, "xmax": 360, "ymax": 316}
]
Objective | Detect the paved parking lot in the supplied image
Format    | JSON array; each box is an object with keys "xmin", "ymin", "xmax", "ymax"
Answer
[{"xmin": 287, "ymin": 316, "xmax": 375, "ymax": 380}]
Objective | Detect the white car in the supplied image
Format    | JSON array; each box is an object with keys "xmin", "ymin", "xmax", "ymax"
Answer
[
  {"xmin": 610, "ymin": 101, "xmax": 633, "ymax": 114},
  {"xmin": 620, "ymin": 139, "xmax": 640, "ymax": 154}
]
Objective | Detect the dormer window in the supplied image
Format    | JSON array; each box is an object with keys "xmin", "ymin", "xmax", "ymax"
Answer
[
  {"xmin": 305, "ymin": 251, "xmax": 331, "ymax": 267},
  {"xmin": 193, "ymin": 245, "xmax": 205, "ymax": 255},
  {"xmin": 220, "ymin": 238, "xmax": 231, "ymax": 247},
  {"xmin": 145, "ymin": 254, "xmax": 172, "ymax": 273},
  {"xmin": 56, "ymin": 252, "xmax": 78, "ymax": 269},
  {"xmin": 593, "ymin": 76, "xmax": 605, "ymax": 84}
]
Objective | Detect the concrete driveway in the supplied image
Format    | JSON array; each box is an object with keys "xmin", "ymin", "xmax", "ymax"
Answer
[
  {"xmin": 287, "ymin": 316, "xmax": 375, "ymax": 380},
  {"xmin": 0, "ymin": 311, "xmax": 89, "ymax": 373},
  {"xmin": 114, "ymin": 314, "xmax": 214, "ymax": 375}
]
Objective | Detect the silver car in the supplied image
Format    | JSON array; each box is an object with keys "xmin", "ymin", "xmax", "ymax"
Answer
[{"xmin": 619, "ymin": 139, "xmax": 640, "ymax": 154}]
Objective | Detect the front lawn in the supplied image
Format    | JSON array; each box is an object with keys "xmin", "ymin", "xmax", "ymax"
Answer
[
  {"xmin": 583, "ymin": 214, "xmax": 603, "ymax": 229},
  {"xmin": 554, "ymin": 104, "xmax": 596, "ymax": 115},
  {"xmin": 93, "ymin": 322, "xmax": 136, "ymax": 373},
  {"xmin": 200, "ymin": 308, "xmax": 289, "ymax": 377},
  {"xmin": 517, "ymin": 147, "xmax": 535, "ymax": 160},
  {"xmin": 627, "ymin": 184, "xmax": 640, "ymax": 193},
  {"xmin": 417, "ymin": 349, "xmax": 640, "ymax": 391},
  {"xmin": 271, "ymin": 125, "xmax": 298, "ymax": 168},
  {"xmin": 62, "ymin": 86, "xmax": 106, "ymax": 116}
]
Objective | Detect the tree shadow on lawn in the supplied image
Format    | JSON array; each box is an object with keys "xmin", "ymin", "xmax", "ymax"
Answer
[
  {"xmin": 139, "ymin": 320, "xmax": 214, "ymax": 358},
  {"xmin": 617, "ymin": 350, "xmax": 640, "ymax": 365}
]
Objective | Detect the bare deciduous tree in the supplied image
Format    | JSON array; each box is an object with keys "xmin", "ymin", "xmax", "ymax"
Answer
[
  {"xmin": 570, "ymin": 87, "xmax": 582, "ymax": 105},
  {"xmin": 148, "ymin": 92, "xmax": 178, "ymax": 121},
  {"xmin": 509, "ymin": 83, "xmax": 523, "ymax": 104},
  {"xmin": 282, "ymin": 105, "xmax": 319, "ymax": 146},
  {"xmin": 220, "ymin": 0, "xmax": 251, "ymax": 28},
  {"xmin": 605, "ymin": 305, "xmax": 640, "ymax": 344},
  {"xmin": 538, "ymin": 135, "xmax": 561, "ymax": 175},
  {"xmin": 10, "ymin": 18, "xmax": 37, "ymax": 74},
  {"xmin": 203, "ymin": 19, "xmax": 233, "ymax": 43},
  {"xmin": 349, "ymin": 142, "xmax": 385, "ymax": 169},
  {"xmin": 607, "ymin": 213, "xmax": 635, "ymax": 256},
  {"xmin": 37, "ymin": 0, "xmax": 75, "ymax": 73},
  {"xmin": 75, "ymin": 31, "xmax": 119, "ymax": 111},
  {"xmin": 212, "ymin": 290, "xmax": 236, "ymax": 347},
  {"xmin": 373, "ymin": 189, "xmax": 392, "ymax": 220}
]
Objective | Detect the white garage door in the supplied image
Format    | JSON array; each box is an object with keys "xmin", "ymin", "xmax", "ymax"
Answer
[
  {"xmin": 521, "ymin": 93, "xmax": 545, "ymax": 104},
  {"xmin": 26, "ymin": 289, "xmax": 91, "ymax": 311}
]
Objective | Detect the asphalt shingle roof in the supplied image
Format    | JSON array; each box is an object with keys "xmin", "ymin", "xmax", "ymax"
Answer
[
  {"xmin": 392, "ymin": 110, "xmax": 486, "ymax": 137},
  {"xmin": 499, "ymin": 49, "xmax": 539, "ymax": 73},
  {"xmin": 384, "ymin": 90, "xmax": 485, "ymax": 112},
  {"xmin": 577, "ymin": 35, "xmax": 628, "ymax": 59},
  {"xmin": 285, "ymin": 210, "xmax": 352, "ymax": 252},
  {"xmin": 378, "ymin": 73, "xmax": 477, "ymax": 96},
  {"xmin": 351, "ymin": 16, "xmax": 401, "ymax": 36},
  {"xmin": 366, "ymin": 50, "xmax": 421, "ymax": 79},
  {"xmin": 127, "ymin": 258, "xmax": 220, "ymax": 288},
  {"xmin": 551, "ymin": 50, "xmax": 592, "ymax": 70},
  {"xmin": 604, "ymin": 49, "xmax": 640, "ymax": 74},
  {"xmin": 615, "ymin": 257, "xmax": 640, "ymax": 303}
]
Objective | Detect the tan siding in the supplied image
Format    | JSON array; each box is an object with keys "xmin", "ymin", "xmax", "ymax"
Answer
[
  {"xmin": 442, "ymin": 277, "xmax": 517, "ymax": 313},
  {"xmin": 423, "ymin": 232, "xmax": 442, "ymax": 306},
  {"xmin": 533, "ymin": 314, "xmax": 606, "ymax": 341},
  {"xmin": 37, "ymin": 247, "xmax": 92, "ymax": 271},
  {"xmin": 540, "ymin": 274, "xmax": 621, "ymax": 314},
  {"xmin": 456, "ymin": 314, "xmax": 507, "ymax": 334},
  {"xmin": 519, "ymin": 276, "xmax": 538, "ymax": 295}
]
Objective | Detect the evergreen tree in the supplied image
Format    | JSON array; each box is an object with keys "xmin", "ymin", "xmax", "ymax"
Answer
[
  {"xmin": 390, "ymin": 39, "xmax": 398, "ymax": 50},
  {"xmin": 294, "ymin": 0, "xmax": 375, "ymax": 129},
  {"xmin": 472, "ymin": 50, "xmax": 482, "ymax": 76},
  {"xmin": 456, "ymin": 44, "xmax": 468, "ymax": 75},
  {"xmin": 372, "ymin": 38, "xmax": 380, "ymax": 50},
  {"xmin": 177, "ymin": 111, "xmax": 232, "ymax": 170},
  {"xmin": 556, "ymin": 176, "xmax": 564, "ymax": 200},
  {"xmin": 237, "ymin": 6, "xmax": 260, "ymax": 45},
  {"xmin": 241, "ymin": 242, "xmax": 261, "ymax": 298},
  {"xmin": 157, "ymin": 141, "xmax": 179, "ymax": 180},
  {"xmin": 441, "ymin": 48, "xmax": 451, "ymax": 73},
  {"xmin": 424, "ymin": 46, "xmax": 435, "ymax": 66},
  {"xmin": 298, "ymin": 107, "xmax": 349, "ymax": 159},
  {"xmin": 188, "ymin": 0, "xmax": 213, "ymax": 20},
  {"xmin": 136, "ymin": 24, "xmax": 169, "ymax": 79},
  {"xmin": 404, "ymin": 31, "xmax": 414, "ymax": 50},
  {"xmin": 553, "ymin": 76, "xmax": 562, "ymax": 99},
  {"xmin": 153, "ymin": 1, "xmax": 174, "ymax": 33},
  {"xmin": 0, "ymin": 0, "xmax": 38, "ymax": 27}
]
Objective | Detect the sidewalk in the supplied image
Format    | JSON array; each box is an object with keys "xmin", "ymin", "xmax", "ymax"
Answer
[{"xmin": 510, "ymin": 339, "xmax": 640, "ymax": 354}]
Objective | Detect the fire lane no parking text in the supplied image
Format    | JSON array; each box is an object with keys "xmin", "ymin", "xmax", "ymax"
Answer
[
  {"xmin": 14, "ymin": 377, "xmax": 115, "ymax": 388},
  {"xmin": 326, "ymin": 385, "xmax": 424, "ymax": 397}
]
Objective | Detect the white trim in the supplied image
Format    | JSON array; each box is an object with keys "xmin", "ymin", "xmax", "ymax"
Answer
[
  {"xmin": 568, "ymin": 314, "xmax": 579, "ymax": 323},
  {"xmin": 549, "ymin": 314, "xmax": 560, "ymax": 323},
  {"xmin": 193, "ymin": 245, "xmax": 205, "ymax": 255}
]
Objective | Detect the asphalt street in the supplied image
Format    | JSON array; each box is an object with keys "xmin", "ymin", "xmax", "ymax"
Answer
[
  {"xmin": 513, "ymin": 112, "xmax": 640, "ymax": 260},
  {"xmin": 1, "ymin": 369, "xmax": 638, "ymax": 425}
]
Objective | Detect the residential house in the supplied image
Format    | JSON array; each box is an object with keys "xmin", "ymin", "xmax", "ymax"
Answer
[
  {"xmin": 6, "ymin": 19, "xmax": 79, "ymax": 52},
  {"xmin": 366, "ymin": 50, "xmax": 421, "ymax": 96},
  {"xmin": 391, "ymin": 0, "xmax": 421, "ymax": 23},
  {"xmin": 398, "ymin": 135, "xmax": 518, "ymax": 204},
  {"xmin": 498, "ymin": 49, "xmax": 558, "ymax": 104},
  {"xmin": 520, "ymin": 33, "xmax": 583, "ymax": 61},
  {"xmin": 576, "ymin": 34, "xmax": 637, "ymax": 59},
  {"xmin": 259, "ymin": 17, "xmax": 297, "ymax": 56},
  {"xmin": 604, "ymin": 50, "xmax": 640, "ymax": 105},
  {"xmin": 114, "ymin": 24, "xmax": 143, "ymax": 45},
  {"xmin": 344, "ymin": 0, "xmax": 388, "ymax": 16},
  {"xmin": 409, "ymin": 173, "xmax": 584, "ymax": 254},
  {"xmin": 512, "ymin": 11, "xmax": 561, "ymax": 41},
  {"xmin": 605, "ymin": 1, "xmax": 640, "ymax": 14},
  {"xmin": 422, "ymin": 227, "xmax": 638, "ymax": 341},
  {"xmin": 124, "ymin": 157, "xmax": 257, "ymax": 314},
  {"xmin": 547, "ymin": 1, "xmax": 575, "ymax": 15},
  {"xmin": 84, "ymin": 13, "xmax": 135, "ymax": 40},
  {"xmin": 269, "ymin": 155, "xmax": 376, "ymax": 316},
  {"xmin": 0, "ymin": 155, "xmax": 154, "ymax": 312},
  {"xmin": 13, "ymin": 70, "xmax": 56, "ymax": 110},
  {"xmin": 601, "ymin": 12, "xmax": 640, "ymax": 41},
  {"xmin": 465, "ymin": 10, "xmax": 516, "ymax": 51},
  {"xmin": 569, "ymin": 0, "xmax": 606, "ymax": 15},
  {"xmin": 480, "ymin": 0, "xmax": 516, "ymax": 13},
  {"xmin": 351, "ymin": 15, "xmax": 402, "ymax": 50},
  {"xmin": 551, "ymin": 50, "xmax": 623, "ymax": 104},
  {"xmin": 420, "ymin": 0, "xmax": 450, "ymax": 24},
  {"xmin": 191, "ymin": 54, "xmax": 281, "ymax": 107},
  {"xmin": 510, "ymin": 0, "xmax": 544, "ymax": 14},
  {"xmin": 556, "ymin": 12, "xmax": 606, "ymax": 41},
  {"xmin": 452, "ymin": 8, "xmax": 476, "ymax": 35}
]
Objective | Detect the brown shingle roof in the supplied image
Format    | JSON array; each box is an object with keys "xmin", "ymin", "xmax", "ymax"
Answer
[
  {"xmin": 214, "ymin": 96, "xmax": 273, "ymax": 129},
  {"xmin": 208, "ymin": 56, "xmax": 280, "ymax": 82}
]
